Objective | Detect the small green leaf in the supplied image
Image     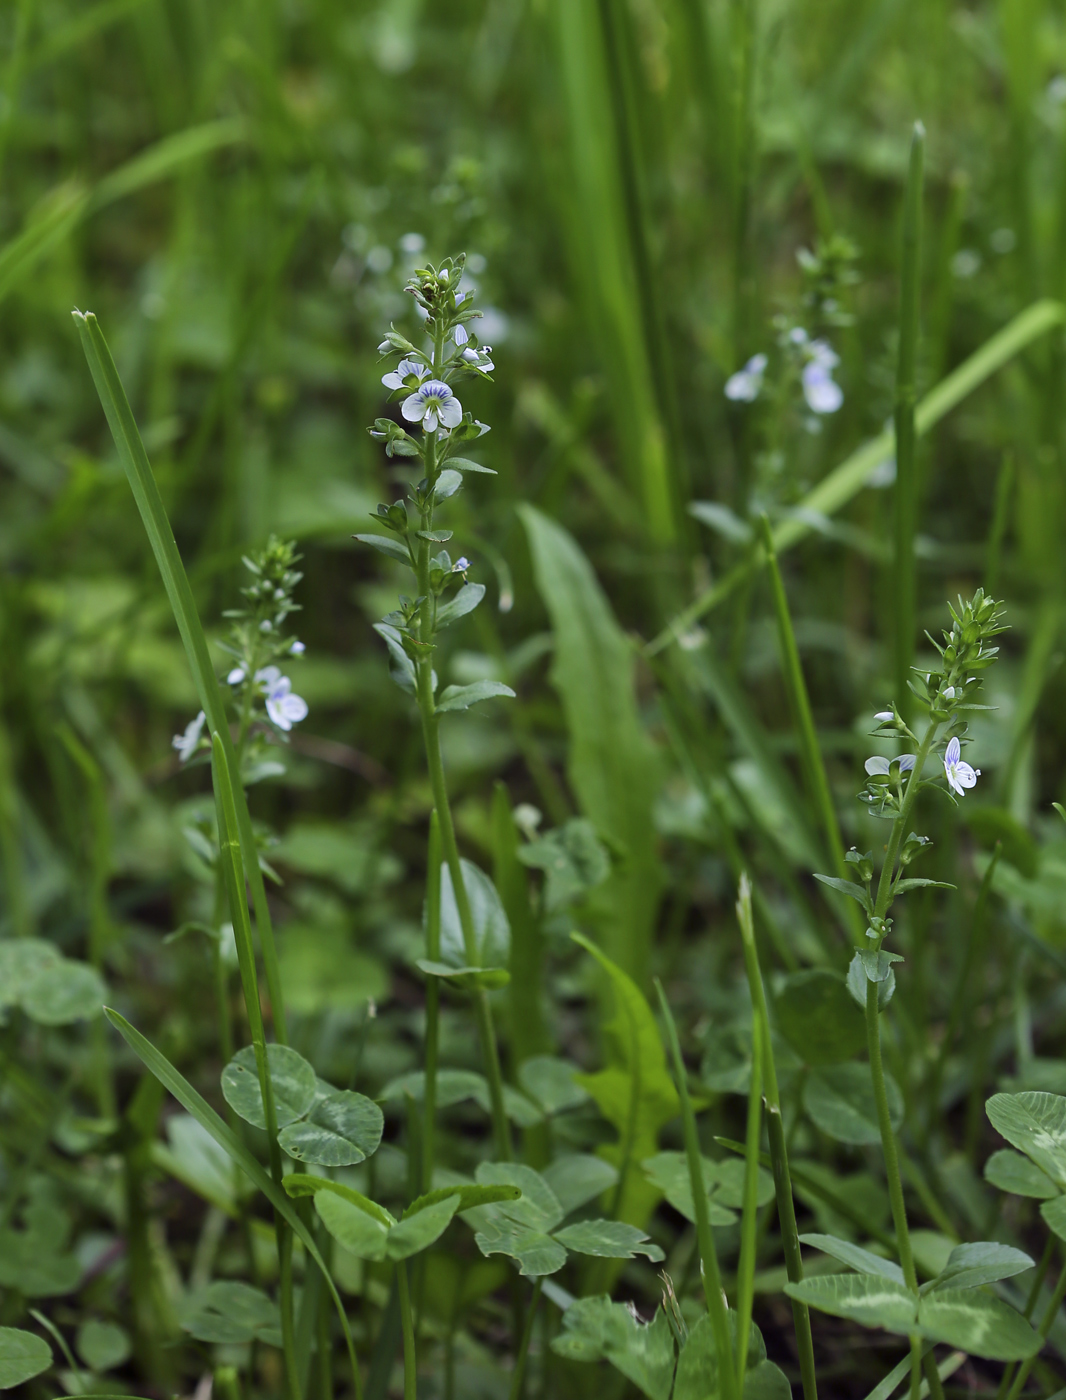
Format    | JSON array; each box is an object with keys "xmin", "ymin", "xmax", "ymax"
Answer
[
  {"xmin": 799, "ymin": 1232, "xmax": 904, "ymax": 1283},
  {"xmin": 0, "ymin": 940, "xmax": 60, "ymax": 1009},
  {"xmin": 372, "ymin": 622, "xmax": 416, "ymax": 692},
  {"xmin": 474, "ymin": 1162, "xmax": 564, "ymax": 1232},
  {"xmin": 180, "ymin": 1281, "xmax": 283, "ymax": 1347},
  {"xmin": 354, "ymin": 532, "xmax": 411, "ymax": 564},
  {"xmin": 445, "ymin": 456, "xmax": 497, "ymax": 474},
  {"xmin": 812, "ymin": 873, "xmax": 872, "ymax": 913},
  {"xmin": 924, "ymin": 1241, "xmax": 1033, "ymax": 1293},
  {"xmin": 553, "ymin": 1219, "xmax": 664, "ymax": 1261},
  {"xmin": 1040, "ymin": 1194, "xmax": 1066, "ymax": 1241},
  {"xmin": 641, "ymin": 1151, "xmax": 737, "ymax": 1226},
  {"xmin": 859, "ymin": 949, "xmax": 904, "ymax": 983},
  {"xmin": 474, "ymin": 1218, "xmax": 568, "ymax": 1277},
  {"xmin": 986, "ymin": 1092, "xmax": 1066, "ymax": 1189},
  {"xmin": 387, "ymin": 1195, "xmax": 459, "ymax": 1260},
  {"xmin": 21, "ymin": 960, "xmax": 107, "ymax": 1024},
  {"xmin": 847, "ymin": 951, "xmax": 895, "ymax": 1009},
  {"xmin": 743, "ymin": 1362, "xmax": 792, "ymax": 1399},
  {"xmin": 439, "ymin": 860, "xmax": 511, "ymax": 971},
  {"xmin": 518, "ymin": 1057, "xmax": 591, "ymax": 1115},
  {"xmin": 785, "ymin": 1273, "xmax": 917, "ymax": 1332},
  {"xmin": 432, "ymin": 468, "xmax": 463, "ymax": 501},
  {"xmin": 803, "ymin": 1064, "xmax": 903, "ymax": 1146},
  {"xmin": 435, "ymin": 680, "xmax": 516, "ymax": 713},
  {"xmin": 542, "ymin": 1153, "xmax": 618, "ymax": 1215},
  {"xmin": 673, "ymin": 1313, "xmax": 768, "ymax": 1400},
  {"xmin": 550, "ymin": 1295, "xmax": 676, "ymax": 1400},
  {"xmin": 315, "ymin": 1192, "xmax": 389, "ymax": 1261},
  {"xmin": 277, "ymin": 1089, "xmax": 383, "ymax": 1167},
  {"xmin": 75, "ymin": 1320, "xmax": 131, "ymax": 1373},
  {"xmin": 0, "ymin": 1328, "xmax": 52, "ymax": 1388},
  {"xmin": 775, "ymin": 970, "xmax": 867, "ymax": 1066},
  {"xmin": 221, "ymin": 1044, "xmax": 317, "ymax": 1130},
  {"xmin": 984, "ymin": 1147, "xmax": 1058, "ymax": 1199},
  {"xmin": 892, "ymin": 879, "xmax": 955, "ymax": 893},
  {"xmin": 406, "ymin": 1184, "xmax": 522, "ymax": 1217},
  {"xmin": 436, "ymin": 583, "xmax": 485, "ymax": 628},
  {"xmin": 281, "ymin": 1173, "xmax": 394, "ymax": 1225}
]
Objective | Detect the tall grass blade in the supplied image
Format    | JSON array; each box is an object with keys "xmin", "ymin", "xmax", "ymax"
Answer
[
  {"xmin": 653, "ymin": 980, "xmax": 737, "ymax": 1400},
  {"xmin": 735, "ymin": 875, "xmax": 819, "ymax": 1400},
  {"xmin": 103, "ymin": 1008, "xmax": 362, "ymax": 1400},
  {"xmin": 520, "ymin": 505, "xmax": 661, "ymax": 980},
  {"xmin": 72, "ymin": 310, "xmax": 287, "ymax": 1041},
  {"xmin": 892, "ymin": 123, "xmax": 925, "ymax": 713},
  {"xmin": 422, "ymin": 810, "xmax": 442, "ymax": 1194},
  {"xmin": 649, "ymin": 298, "xmax": 1066, "ymax": 654}
]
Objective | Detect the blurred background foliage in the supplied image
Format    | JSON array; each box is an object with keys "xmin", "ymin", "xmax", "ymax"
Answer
[{"xmin": 8, "ymin": 0, "xmax": 1066, "ymax": 1393}]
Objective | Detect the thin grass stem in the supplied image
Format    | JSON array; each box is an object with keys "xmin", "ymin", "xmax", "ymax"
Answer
[
  {"xmin": 397, "ymin": 1262, "xmax": 417, "ymax": 1400},
  {"xmin": 1005, "ymin": 1253, "xmax": 1066, "ymax": 1400},
  {"xmin": 508, "ymin": 1278, "xmax": 544, "ymax": 1400},
  {"xmin": 423, "ymin": 810, "xmax": 442, "ymax": 1193}
]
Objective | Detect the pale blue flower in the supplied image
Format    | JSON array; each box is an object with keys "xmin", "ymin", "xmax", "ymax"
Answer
[
  {"xmin": 227, "ymin": 666, "xmax": 246, "ymax": 685},
  {"xmin": 462, "ymin": 344, "xmax": 494, "ymax": 372},
  {"xmin": 290, "ymin": 640, "xmax": 305, "ymax": 655},
  {"xmin": 874, "ymin": 710, "xmax": 894, "ymax": 722},
  {"xmin": 944, "ymin": 736, "xmax": 979, "ymax": 796},
  {"xmin": 453, "ymin": 324, "xmax": 470, "ymax": 345},
  {"xmin": 402, "ymin": 380, "xmax": 463, "ymax": 432},
  {"xmin": 453, "ymin": 556, "xmax": 470, "ymax": 573},
  {"xmin": 725, "ymin": 353, "xmax": 767, "ymax": 403},
  {"xmin": 256, "ymin": 667, "xmax": 308, "ymax": 731},
  {"xmin": 864, "ymin": 754, "xmax": 916, "ymax": 776},
  {"xmin": 802, "ymin": 341, "xmax": 843, "ymax": 414},
  {"xmin": 173, "ymin": 711, "xmax": 206, "ymax": 762},
  {"xmin": 382, "ymin": 358, "xmax": 429, "ymax": 392}
]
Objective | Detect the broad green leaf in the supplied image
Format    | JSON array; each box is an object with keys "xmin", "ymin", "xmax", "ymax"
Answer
[
  {"xmin": 387, "ymin": 1196, "xmax": 459, "ymax": 1260},
  {"xmin": 277, "ymin": 1089, "xmax": 383, "ymax": 1167},
  {"xmin": 517, "ymin": 818, "xmax": 611, "ymax": 911},
  {"xmin": 984, "ymin": 1147, "xmax": 1057, "ymax": 1198},
  {"xmin": 847, "ymin": 952, "xmax": 895, "ymax": 1009},
  {"xmin": 0, "ymin": 940, "xmax": 60, "ymax": 1008},
  {"xmin": 552, "ymin": 1219, "xmax": 664, "ymax": 1260},
  {"xmin": 551, "ymin": 1294, "xmax": 675, "ymax": 1400},
  {"xmin": 641, "ymin": 1151, "xmax": 737, "ymax": 1226},
  {"xmin": 75, "ymin": 1320, "xmax": 130, "ymax": 1373},
  {"xmin": 436, "ymin": 582, "xmax": 484, "ymax": 627},
  {"xmin": 785, "ymin": 1273, "xmax": 917, "ymax": 1332},
  {"xmin": 372, "ymin": 622, "xmax": 416, "ymax": 692},
  {"xmin": 711, "ymin": 1157, "xmax": 776, "ymax": 1209},
  {"xmin": 21, "ymin": 959, "xmax": 106, "ymax": 1024},
  {"xmin": 474, "ymin": 1162, "xmax": 564, "ymax": 1231},
  {"xmin": 0, "ymin": 1328, "xmax": 52, "ymax": 1388},
  {"xmin": 435, "ymin": 680, "xmax": 516, "ymax": 713},
  {"xmin": 916, "ymin": 1289, "xmax": 1041, "ymax": 1360},
  {"xmin": 406, "ymin": 1184, "xmax": 522, "ymax": 1217},
  {"xmin": 775, "ymin": 969, "xmax": 867, "ymax": 1066},
  {"xmin": 812, "ymin": 873, "xmax": 872, "ymax": 913},
  {"xmin": 415, "ymin": 959, "xmax": 512, "ymax": 990},
  {"xmin": 102, "ymin": 1010, "xmax": 359, "ymax": 1383},
  {"xmin": 315, "ymin": 1192, "xmax": 389, "ymax": 1261},
  {"xmin": 673, "ymin": 1314, "xmax": 767, "ymax": 1400},
  {"xmin": 432, "ymin": 469, "xmax": 463, "ymax": 500},
  {"xmin": 281, "ymin": 1173, "xmax": 394, "ymax": 1224},
  {"xmin": 542, "ymin": 1153, "xmax": 618, "ymax": 1214},
  {"xmin": 473, "ymin": 1216, "xmax": 568, "ymax": 1276},
  {"xmin": 924, "ymin": 1241, "xmax": 1033, "ymax": 1293},
  {"xmin": 743, "ymin": 1362, "xmax": 792, "ymax": 1399},
  {"xmin": 1040, "ymin": 1194, "xmax": 1066, "ymax": 1241},
  {"xmin": 381, "ymin": 1068, "xmax": 541, "ymax": 1126},
  {"xmin": 439, "ymin": 860, "xmax": 511, "ymax": 970},
  {"xmin": 986, "ymin": 1092, "xmax": 1066, "ymax": 1188},
  {"xmin": 179, "ymin": 1281, "xmax": 282, "ymax": 1347},
  {"xmin": 520, "ymin": 506, "xmax": 662, "ymax": 980},
  {"xmin": 444, "ymin": 456, "xmax": 497, "ymax": 474},
  {"xmin": 572, "ymin": 934, "xmax": 678, "ymax": 1225},
  {"xmin": 804, "ymin": 1064, "xmax": 903, "ymax": 1145},
  {"xmin": 221, "ymin": 1044, "xmax": 317, "ymax": 1130},
  {"xmin": 519, "ymin": 1057, "xmax": 590, "ymax": 1114},
  {"xmin": 799, "ymin": 1232, "xmax": 905, "ymax": 1284},
  {"xmin": 355, "ymin": 532, "xmax": 411, "ymax": 564},
  {"xmin": 0, "ymin": 1215, "xmax": 80, "ymax": 1298}
]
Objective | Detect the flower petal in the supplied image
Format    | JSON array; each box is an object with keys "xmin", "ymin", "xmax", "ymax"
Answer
[
  {"xmin": 945, "ymin": 736, "xmax": 961, "ymax": 767},
  {"xmin": 865, "ymin": 756, "xmax": 891, "ymax": 776},
  {"xmin": 401, "ymin": 393, "xmax": 425, "ymax": 422},
  {"xmin": 897, "ymin": 755, "xmax": 916, "ymax": 772},
  {"xmin": 423, "ymin": 407, "xmax": 439, "ymax": 431},
  {"xmin": 955, "ymin": 762, "xmax": 978, "ymax": 789},
  {"xmin": 382, "ymin": 372, "xmax": 404, "ymax": 390},
  {"xmin": 453, "ymin": 324, "xmax": 469, "ymax": 346},
  {"xmin": 439, "ymin": 397, "xmax": 463, "ymax": 428}
]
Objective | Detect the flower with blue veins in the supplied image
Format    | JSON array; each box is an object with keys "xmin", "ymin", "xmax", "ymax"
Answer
[
  {"xmin": 453, "ymin": 324, "xmax": 470, "ymax": 346},
  {"xmin": 382, "ymin": 358, "xmax": 429, "ymax": 392},
  {"xmin": 402, "ymin": 379, "xmax": 463, "ymax": 432},
  {"xmin": 255, "ymin": 666, "xmax": 308, "ymax": 732},
  {"xmin": 864, "ymin": 754, "xmax": 916, "ymax": 776},
  {"xmin": 173, "ymin": 711, "xmax": 206, "ymax": 762},
  {"xmin": 725, "ymin": 353, "xmax": 767, "ymax": 403},
  {"xmin": 944, "ymin": 735, "xmax": 979, "ymax": 796},
  {"xmin": 802, "ymin": 340, "xmax": 843, "ymax": 414}
]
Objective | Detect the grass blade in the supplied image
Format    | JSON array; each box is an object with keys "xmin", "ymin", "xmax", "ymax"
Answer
[
  {"xmin": 649, "ymin": 298, "xmax": 1066, "ymax": 654},
  {"xmin": 654, "ymin": 979, "xmax": 737, "ymax": 1400},
  {"xmin": 72, "ymin": 309, "xmax": 287, "ymax": 1042},
  {"xmin": 735, "ymin": 970, "xmax": 762, "ymax": 1383},
  {"xmin": 892, "ymin": 123, "xmax": 925, "ymax": 712},
  {"xmin": 735, "ymin": 875, "xmax": 819, "ymax": 1400},
  {"xmin": 103, "ymin": 1008, "xmax": 361, "ymax": 1400},
  {"xmin": 422, "ymin": 809, "xmax": 442, "ymax": 1194}
]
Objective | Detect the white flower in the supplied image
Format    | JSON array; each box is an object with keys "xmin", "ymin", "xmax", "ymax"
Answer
[
  {"xmin": 874, "ymin": 710, "xmax": 894, "ymax": 722},
  {"xmin": 173, "ymin": 711, "xmax": 206, "ymax": 762},
  {"xmin": 789, "ymin": 326, "xmax": 809, "ymax": 346},
  {"xmin": 290, "ymin": 640, "xmax": 305, "ymax": 655},
  {"xmin": 377, "ymin": 338, "xmax": 392, "ymax": 354},
  {"xmin": 382, "ymin": 358, "xmax": 429, "ymax": 392},
  {"xmin": 944, "ymin": 736, "xmax": 979, "ymax": 796},
  {"xmin": 401, "ymin": 380, "xmax": 463, "ymax": 432},
  {"xmin": 453, "ymin": 324, "xmax": 470, "ymax": 346},
  {"xmin": 227, "ymin": 666, "xmax": 246, "ymax": 685},
  {"xmin": 802, "ymin": 341, "xmax": 843, "ymax": 414},
  {"xmin": 725, "ymin": 353, "xmax": 767, "ymax": 403},
  {"xmin": 462, "ymin": 344, "xmax": 494, "ymax": 372},
  {"xmin": 864, "ymin": 754, "xmax": 916, "ymax": 776},
  {"xmin": 258, "ymin": 670, "xmax": 308, "ymax": 732}
]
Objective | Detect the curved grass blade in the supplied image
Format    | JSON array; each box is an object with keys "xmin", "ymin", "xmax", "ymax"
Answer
[
  {"xmin": 72, "ymin": 309, "xmax": 286, "ymax": 1042},
  {"xmin": 648, "ymin": 298, "xmax": 1066, "ymax": 654},
  {"xmin": 103, "ymin": 1008, "xmax": 361, "ymax": 1400}
]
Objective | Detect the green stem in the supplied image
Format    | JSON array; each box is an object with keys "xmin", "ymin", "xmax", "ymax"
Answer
[
  {"xmin": 423, "ymin": 810, "xmax": 442, "ymax": 1193},
  {"xmin": 922, "ymin": 1350, "xmax": 946, "ymax": 1400},
  {"xmin": 892, "ymin": 122, "xmax": 925, "ymax": 715},
  {"xmin": 655, "ymin": 980, "xmax": 738, "ymax": 1400},
  {"xmin": 1005, "ymin": 1254, "xmax": 1066, "ymax": 1400},
  {"xmin": 996, "ymin": 1234, "xmax": 1055, "ymax": 1400},
  {"xmin": 735, "ymin": 876, "xmax": 818, "ymax": 1400},
  {"xmin": 736, "ymin": 984, "xmax": 763, "ymax": 1383},
  {"xmin": 398, "ymin": 1261, "xmax": 417, "ymax": 1400},
  {"xmin": 508, "ymin": 1278, "xmax": 543, "ymax": 1400}
]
